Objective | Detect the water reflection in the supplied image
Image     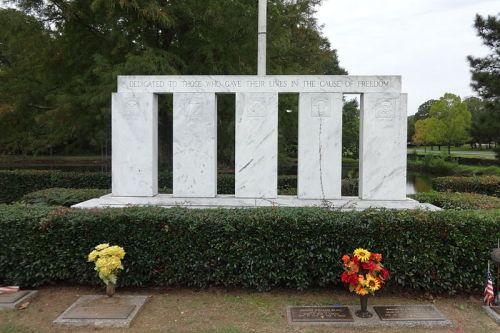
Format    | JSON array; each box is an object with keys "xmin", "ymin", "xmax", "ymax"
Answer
[
  {"xmin": 406, "ymin": 173, "xmax": 433, "ymax": 195},
  {"xmin": 342, "ymin": 165, "xmax": 433, "ymax": 195}
]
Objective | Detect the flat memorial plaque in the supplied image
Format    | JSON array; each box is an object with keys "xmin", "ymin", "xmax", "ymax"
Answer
[
  {"xmin": 54, "ymin": 295, "xmax": 150, "ymax": 328},
  {"xmin": 374, "ymin": 305, "xmax": 446, "ymax": 321},
  {"xmin": 289, "ymin": 306, "xmax": 353, "ymax": 322},
  {"xmin": 0, "ymin": 291, "xmax": 29, "ymax": 304},
  {"xmin": 62, "ymin": 305, "xmax": 136, "ymax": 320}
]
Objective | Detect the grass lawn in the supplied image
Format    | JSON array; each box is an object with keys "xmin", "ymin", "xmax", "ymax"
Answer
[
  {"xmin": 0, "ymin": 286, "xmax": 496, "ymax": 333},
  {"xmin": 407, "ymin": 147, "xmax": 496, "ymax": 160}
]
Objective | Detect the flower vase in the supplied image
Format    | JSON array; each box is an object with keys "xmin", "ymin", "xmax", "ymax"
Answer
[
  {"xmin": 106, "ymin": 282, "xmax": 115, "ymax": 297},
  {"xmin": 355, "ymin": 295, "xmax": 373, "ymax": 318}
]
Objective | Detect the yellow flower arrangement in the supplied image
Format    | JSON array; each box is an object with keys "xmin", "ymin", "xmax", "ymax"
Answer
[{"xmin": 88, "ymin": 243, "xmax": 125, "ymax": 285}]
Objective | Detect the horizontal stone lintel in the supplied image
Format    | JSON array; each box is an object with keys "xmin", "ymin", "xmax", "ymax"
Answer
[
  {"xmin": 117, "ymin": 75, "xmax": 402, "ymax": 94},
  {"xmin": 72, "ymin": 194, "xmax": 440, "ymax": 211}
]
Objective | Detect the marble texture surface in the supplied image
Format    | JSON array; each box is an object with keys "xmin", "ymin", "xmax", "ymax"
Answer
[
  {"xmin": 298, "ymin": 93, "xmax": 343, "ymax": 199},
  {"xmin": 359, "ymin": 93, "xmax": 407, "ymax": 200},
  {"xmin": 235, "ymin": 92, "xmax": 278, "ymax": 198},
  {"xmin": 72, "ymin": 194, "xmax": 440, "ymax": 211},
  {"xmin": 112, "ymin": 93, "xmax": 158, "ymax": 197},
  {"xmin": 173, "ymin": 93, "xmax": 217, "ymax": 197},
  {"xmin": 118, "ymin": 76, "xmax": 402, "ymax": 94}
]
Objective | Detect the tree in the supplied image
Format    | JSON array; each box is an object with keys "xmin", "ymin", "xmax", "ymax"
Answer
[
  {"xmin": 465, "ymin": 96, "xmax": 497, "ymax": 148},
  {"xmin": 467, "ymin": 13, "xmax": 500, "ymax": 145},
  {"xmin": 413, "ymin": 119, "xmax": 429, "ymax": 148},
  {"xmin": 412, "ymin": 117, "xmax": 445, "ymax": 151},
  {"xmin": 414, "ymin": 99, "xmax": 437, "ymax": 121},
  {"xmin": 411, "ymin": 99, "xmax": 437, "ymax": 149},
  {"xmin": 407, "ymin": 115, "xmax": 415, "ymax": 144},
  {"xmin": 342, "ymin": 99, "xmax": 360, "ymax": 158},
  {"xmin": 429, "ymin": 93, "xmax": 472, "ymax": 155},
  {"xmin": 467, "ymin": 14, "xmax": 500, "ymax": 105}
]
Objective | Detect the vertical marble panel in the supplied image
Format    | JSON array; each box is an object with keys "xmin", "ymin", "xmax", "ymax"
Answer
[
  {"xmin": 173, "ymin": 93, "xmax": 217, "ymax": 197},
  {"xmin": 112, "ymin": 92, "xmax": 158, "ymax": 197},
  {"xmin": 298, "ymin": 93, "xmax": 343, "ymax": 199},
  {"xmin": 235, "ymin": 93, "xmax": 278, "ymax": 198},
  {"xmin": 359, "ymin": 93, "xmax": 407, "ymax": 200}
]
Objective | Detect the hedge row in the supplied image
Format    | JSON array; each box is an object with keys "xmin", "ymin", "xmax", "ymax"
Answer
[
  {"xmin": 21, "ymin": 188, "xmax": 109, "ymax": 207},
  {"xmin": 0, "ymin": 205, "xmax": 498, "ymax": 293},
  {"xmin": 0, "ymin": 170, "xmax": 110, "ymax": 203},
  {"xmin": 407, "ymin": 153, "xmax": 498, "ymax": 166},
  {"xmin": 412, "ymin": 191, "xmax": 500, "ymax": 210},
  {"xmin": 432, "ymin": 176, "xmax": 500, "ymax": 197},
  {"xmin": 18, "ymin": 180, "xmax": 359, "ymax": 207},
  {"xmin": 0, "ymin": 170, "xmax": 359, "ymax": 203}
]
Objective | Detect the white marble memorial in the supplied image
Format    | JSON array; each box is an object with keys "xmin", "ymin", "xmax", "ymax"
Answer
[
  {"xmin": 76, "ymin": 75, "xmax": 432, "ymax": 210},
  {"xmin": 235, "ymin": 92, "xmax": 278, "ymax": 198},
  {"xmin": 359, "ymin": 93, "xmax": 407, "ymax": 200},
  {"xmin": 298, "ymin": 93, "xmax": 343, "ymax": 199},
  {"xmin": 112, "ymin": 92, "xmax": 158, "ymax": 197},
  {"xmin": 173, "ymin": 93, "xmax": 217, "ymax": 197}
]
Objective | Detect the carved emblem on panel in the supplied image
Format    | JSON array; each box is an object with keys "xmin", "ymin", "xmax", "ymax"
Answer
[
  {"xmin": 375, "ymin": 99, "xmax": 397, "ymax": 119},
  {"xmin": 121, "ymin": 99, "xmax": 141, "ymax": 119},
  {"xmin": 186, "ymin": 99, "xmax": 203, "ymax": 119},
  {"xmin": 311, "ymin": 97, "xmax": 331, "ymax": 117},
  {"xmin": 246, "ymin": 97, "xmax": 267, "ymax": 117}
]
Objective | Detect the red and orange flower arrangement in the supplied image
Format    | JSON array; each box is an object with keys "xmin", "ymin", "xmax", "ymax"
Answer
[{"xmin": 341, "ymin": 248, "xmax": 390, "ymax": 296}]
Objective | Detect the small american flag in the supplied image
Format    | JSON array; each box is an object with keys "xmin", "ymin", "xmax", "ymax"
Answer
[
  {"xmin": 0, "ymin": 286, "xmax": 20, "ymax": 294},
  {"xmin": 484, "ymin": 267, "xmax": 495, "ymax": 306}
]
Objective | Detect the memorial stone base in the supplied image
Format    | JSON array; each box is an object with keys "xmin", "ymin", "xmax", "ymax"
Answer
[
  {"xmin": 73, "ymin": 194, "xmax": 440, "ymax": 211},
  {"xmin": 54, "ymin": 295, "xmax": 149, "ymax": 328},
  {"xmin": 0, "ymin": 291, "xmax": 38, "ymax": 310}
]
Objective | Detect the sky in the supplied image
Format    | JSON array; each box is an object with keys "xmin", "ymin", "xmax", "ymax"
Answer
[{"xmin": 316, "ymin": 0, "xmax": 499, "ymax": 115}]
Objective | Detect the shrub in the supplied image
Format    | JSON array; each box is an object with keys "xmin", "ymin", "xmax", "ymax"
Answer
[
  {"xmin": 432, "ymin": 176, "xmax": 500, "ymax": 197},
  {"xmin": 408, "ymin": 156, "xmax": 500, "ymax": 176},
  {"xmin": 0, "ymin": 205, "xmax": 498, "ymax": 294},
  {"xmin": 0, "ymin": 170, "xmax": 110, "ymax": 203},
  {"xmin": 414, "ymin": 155, "xmax": 457, "ymax": 175},
  {"xmin": 412, "ymin": 191, "xmax": 500, "ymax": 210},
  {"xmin": 20, "ymin": 188, "xmax": 109, "ymax": 207},
  {"xmin": 0, "ymin": 170, "xmax": 360, "ymax": 203},
  {"xmin": 454, "ymin": 156, "xmax": 498, "ymax": 167},
  {"xmin": 217, "ymin": 175, "xmax": 298, "ymax": 194}
]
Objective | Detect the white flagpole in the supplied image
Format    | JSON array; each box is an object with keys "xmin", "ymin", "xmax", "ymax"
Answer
[{"xmin": 258, "ymin": 0, "xmax": 267, "ymax": 76}]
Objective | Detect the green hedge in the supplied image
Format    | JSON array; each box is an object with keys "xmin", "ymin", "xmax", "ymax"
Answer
[
  {"xmin": 412, "ymin": 191, "xmax": 500, "ymax": 210},
  {"xmin": 0, "ymin": 205, "xmax": 498, "ymax": 293},
  {"xmin": 0, "ymin": 170, "xmax": 360, "ymax": 203},
  {"xmin": 18, "ymin": 180, "xmax": 359, "ymax": 207},
  {"xmin": 0, "ymin": 170, "xmax": 110, "ymax": 203},
  {"xmin": 432, "ymin": 176, "xmax": 500, "ymax": 197},
  {"xmin": 20, "ymin": 188, "xmax": 109, "ymax": 207}
]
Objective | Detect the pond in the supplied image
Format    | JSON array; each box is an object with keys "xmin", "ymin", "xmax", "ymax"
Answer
[{"xmin": 342, "ymin": 166, "xmax": 434, "ymax": 195}]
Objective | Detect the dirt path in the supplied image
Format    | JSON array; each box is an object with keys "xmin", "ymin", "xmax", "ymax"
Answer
[{"xmin": 0, "ymin": 286, "xmax": 498, "ymax": 333}]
